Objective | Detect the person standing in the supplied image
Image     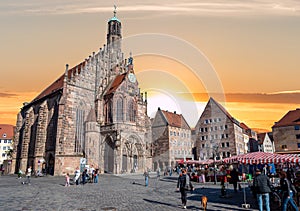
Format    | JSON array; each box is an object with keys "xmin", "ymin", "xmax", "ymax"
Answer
[
  {"xmin": 177, "ymin": 169, "xmax": 194, "ymax": 209},
  {"xmin": 144, "ymin": 170, "xmax": 149, "ymax": 186},
  {"xmin": 82, "ymin": 169, "xmax": 87, "ymax": 185},
  {"xmin": 157, "ymin": 168, "xmax": 160, "ymax": 180},
  {"xmin": 280, "ymin": 171, "xmax": 298, "ymax": 211},
  {"xmin": 253, "ymin": 169, "xmax": 272, "ymax": 211},
  {"xmin": 230, "ymin": 168, "xmax": 239, "ymax": 192},
  {"xmin": 74, "ymin": 167, "xmax": 80, "ymax": 186},
  {"xmin": 94, "ymin": 169, "xmax": 99, "ymax": 183},
  {"xmin": 89, "ymin": 165, "xmax": 95, "ymax": 183}
]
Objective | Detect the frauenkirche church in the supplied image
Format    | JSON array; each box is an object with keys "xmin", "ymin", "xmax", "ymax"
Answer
[{"xmin": 12, "ymin": 8, "xmax": 153, "ymax": 175}]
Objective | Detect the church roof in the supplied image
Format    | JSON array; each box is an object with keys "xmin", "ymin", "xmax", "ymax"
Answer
[
  {"xmin": 105, "ymin": 73, "xmax": 127, "ymax": 95},
  {"xmin": 272, "ymin": 108, "xmax": 300, "ymax": 128},
  {"xmin": 32, "ymin": 61, "xmax": 86, "ymax": 103}
]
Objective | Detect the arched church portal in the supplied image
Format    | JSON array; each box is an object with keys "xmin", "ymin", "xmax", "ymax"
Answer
[{"xmin": 104, "ymin": 136, "xmax": 115, "ymax": 173}]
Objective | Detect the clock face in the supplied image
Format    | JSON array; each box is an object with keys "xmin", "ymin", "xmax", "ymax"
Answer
[{"xmin": 128, "ymin": 73, "xmax": 136, "ymax": 83}]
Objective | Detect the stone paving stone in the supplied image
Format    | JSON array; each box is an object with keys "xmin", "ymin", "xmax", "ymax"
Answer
[{"xmin": 0, "ymin": 174, "xmax": 259, "ymax": 211}]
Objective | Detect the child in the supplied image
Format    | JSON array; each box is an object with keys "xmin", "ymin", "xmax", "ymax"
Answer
[{"xmin": 65, "ymin": 173, "xmax": 70, "ymax": 187}]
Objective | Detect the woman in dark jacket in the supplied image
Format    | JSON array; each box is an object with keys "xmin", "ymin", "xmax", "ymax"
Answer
[
  {"xmin": 177, "ymin": 169, "xmax": 194, "ymax": 209},
  {"xmin": 280, "ymin": 171, "xmax": 298, "ymax": 211}
]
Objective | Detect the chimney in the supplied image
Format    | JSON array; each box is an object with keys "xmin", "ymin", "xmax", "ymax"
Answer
[{"xmin": 174, "ymin": 111, "xmax": 176, "ymax": 114}]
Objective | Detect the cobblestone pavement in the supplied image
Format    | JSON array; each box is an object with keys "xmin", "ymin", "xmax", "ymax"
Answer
[{"xmin": 0, "ymin": 173, "xmax": 260, "ymax": 211}]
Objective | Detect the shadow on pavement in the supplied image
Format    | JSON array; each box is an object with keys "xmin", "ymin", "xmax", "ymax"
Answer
[{"xmin": 143, "ymin": 198, "xmax": 178, "ymax": 208}]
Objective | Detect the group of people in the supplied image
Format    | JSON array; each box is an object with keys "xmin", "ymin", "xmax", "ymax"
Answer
[
  {"xmin": 72, "ymin": 165, "xmax": 100, "ymax": 186},
  {"xmin": 253, "ymin": 168, "xmax": 298, "ymax": 211}
]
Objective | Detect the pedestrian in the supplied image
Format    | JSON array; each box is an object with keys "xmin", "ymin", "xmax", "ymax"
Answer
[
  {"xmin": 144, "ymin": 170, "xmax": 149, "ymax": 187},
  {"xmin": 177, "ymin": 169, "xmax": 194, "ymax": 209},
  {"xmin": 74, "ymin": 167, "xmax": 80, "ymax": 186},
  {"xmin": 94, "ymin": 169, "xmax": 99, "ymax": 183},
  {"xmin": 230, "ymin": 168, "xmax": 239, "ymax": 192},
  {"xmin": 82, "ymin": 168, "xmax": 87, "ymax": 185},
  {"xmin": 17, "ymin": 169, "xmax": 22, "ymax": 179},
  {"xmin": 65, "ymin": 173, "xmax": 70, "ymax": 187},
  {"xmin": 89, "ymin": 165, "xmax": 95, "ymax": 183},
  {"xmin": 280, "ymin": 171, "xmax": 298, "ymax": 211},
  {"xmin": 169, "ymin": 167, "xmax": 173, "ymax": 176},
  {"xmin": 157, "ymin": 167, "xmax": 160, "ymax": 179},
  {"xmin": 24, "ymin": 166, "xmax": 32, "ymax": 185},
  {"xmin": 253, "ymin": 168, "xmax": 272, "ymax": 211}
]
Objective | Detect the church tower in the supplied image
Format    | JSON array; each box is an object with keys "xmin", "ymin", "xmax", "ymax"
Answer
[{"xmin": 107, "ymin": 5, "xmax": 122, "ymax": 52}]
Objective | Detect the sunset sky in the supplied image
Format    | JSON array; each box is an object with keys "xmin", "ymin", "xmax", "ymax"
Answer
[{"xmin": 0, "ymin": 0, "xmax": 299, "ymax": 131}]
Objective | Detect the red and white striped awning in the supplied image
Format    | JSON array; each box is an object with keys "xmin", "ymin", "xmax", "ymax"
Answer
[{"xmin": 221, "ymin": 152, "xmax": 300, "ymax": 164}]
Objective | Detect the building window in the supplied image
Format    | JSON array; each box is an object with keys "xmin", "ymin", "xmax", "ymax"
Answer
[
  {"xmin": 205, "ymin": 119, "xmax": 209, "ymax": 124},
  {"xmin": 282, "ymin": 145, "xmax": 287, "ymax": 149},
  {"xmin": 128, "ymin": 100, "xmax": 136, "ymax": 122},
  {"xmin": 205, "ymin": 128, "xmax": 208, "ymax": 132},
  {"xmin": 214, "ymin": 126, "xmax": 218, "ymax": 131},
  {"xmin": 296, "ymin": 134, "xmax": 300, "ymax": 139},
  {"xmin": 8, "ymin": 140, "xmax": 12, "ymax": 144},
  {"xmin": 226, "ymin": 142, "xmax": 229, "ymax": 147},
  {"xmin": 298, "ymin": 143, "xmax": 300, "ymax": 149},
  {"xmin": 295, "ymin": 125, "xmax": 300, "ymax": 130},
  {"xmin": 116, "ymin": 98, "xmax": 123, "ymax": 121},
  {"xmin": 227, "ymin": 152, "xmax": 230, "ymax": 157},
  {"xmin": 225, "ymin": 125, "xmax": 228, "ymax": 129},
  {"xmin": 222, "ymin": 143, "xmax": 225, "ymax": 148},
  {"xmin": 170, "ymin": 131, "xmax": 172, "ymax": 136},
  {"xmin": 4, "ymin": 140, "xmax": 7, "ymax": 143}
]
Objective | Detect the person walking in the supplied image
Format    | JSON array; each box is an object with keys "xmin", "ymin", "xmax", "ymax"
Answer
[
  {"xmin": 280, "ymin": 171, "xmax": 298, "ymax": 211},
  {"xmin": 65, "ymin": 173, "xmax": 70, "ymax": 187},
  {"xmin": 253, "ymin": 169, "xmax": 272, "ymax": 211},
  {"xmin": 144, "ymin": 170, "xmax": 149, "ymax": 187},
  {"xmin": 24, "ymin": 166, "xmax": 32, "ymax": 185},
  {"xmin": 177, "ymin": 169, "xmax": 194, "ymax": 209}
]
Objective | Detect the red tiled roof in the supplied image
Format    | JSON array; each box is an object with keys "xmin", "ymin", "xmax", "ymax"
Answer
[
  {"xmin": 0, "ymin": 124, "xmax": 14, "ymax": 139},
  {"xmin": 240, "ymin": 122, "xmax": 250, "ymax": 130},
  {"xmin": 33, "ymin": 74, "xmax": 64, "ymax": 102},
  {"xmin": 105, "ymin": 73, "xmax": 127, "ymax": 95},
  {"xmin": 161, "ymin": 110, "xmax": 190, "ymax": 129},
  {"xmin": 33, "ymin": 62, "xmax": 86, "ymax": 102},
  {"xmin": 273, "ymin": 108, "xmax": 300, "ymax": 128}
]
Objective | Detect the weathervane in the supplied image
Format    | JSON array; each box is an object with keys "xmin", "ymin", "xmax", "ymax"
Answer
[{"xmin": 114, "ymin": 5, "xmax": 117, "ymax": 17}]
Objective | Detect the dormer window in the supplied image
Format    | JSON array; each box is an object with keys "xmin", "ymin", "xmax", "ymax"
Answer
[{"xmin": 2, "ymin": 133, "xmax": 6, "ymax": 138}]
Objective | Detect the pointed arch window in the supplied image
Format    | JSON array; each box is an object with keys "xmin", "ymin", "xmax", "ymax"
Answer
[
  {"xmin": 105, "ymin": 99, "xmax": 113, "ymax": 124},
  {"xmin": 127, "ymin": 100, "xmax": 136, "ymax": 122},
  {"xmin": 116, "ymin": 98, "xmax": 123, "ymax": 121}
]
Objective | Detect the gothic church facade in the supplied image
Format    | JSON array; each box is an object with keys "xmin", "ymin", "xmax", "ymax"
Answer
[{"xmin": 12, "ymin": 10, "xmax": 152, "ymax": 175}]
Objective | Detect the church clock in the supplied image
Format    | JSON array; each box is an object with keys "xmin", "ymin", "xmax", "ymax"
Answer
[{"xmin": 128, "ymin": 73, "xmax": 136, "ymax": 83}]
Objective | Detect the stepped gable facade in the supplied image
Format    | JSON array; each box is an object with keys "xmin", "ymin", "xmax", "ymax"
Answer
[{"xmin": 12, "ymin": 10, "xmax": 152, "ymax": 175}]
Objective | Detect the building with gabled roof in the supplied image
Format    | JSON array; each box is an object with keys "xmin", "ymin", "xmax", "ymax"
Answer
[
  {"xmin": 272, "ymin": 108, "xmax": 300, "ymax": 154},
  {"xmin": 151, "ymin": 108, "xmax": 192, "ymax": 171},
  {"xmin": 194, "ymin": 98, "xmax": 245, "ymax": 161},
  {"xmin": 12, "ymin": 9, "xmax": 152, "ymax": 175},
  {"xmin": 257, "ymin": 132, "xmax": 275, "ymax": 153},
  {"xmin": 0, "ymin": 124, "xmax": 14, "ymax": 165}
]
